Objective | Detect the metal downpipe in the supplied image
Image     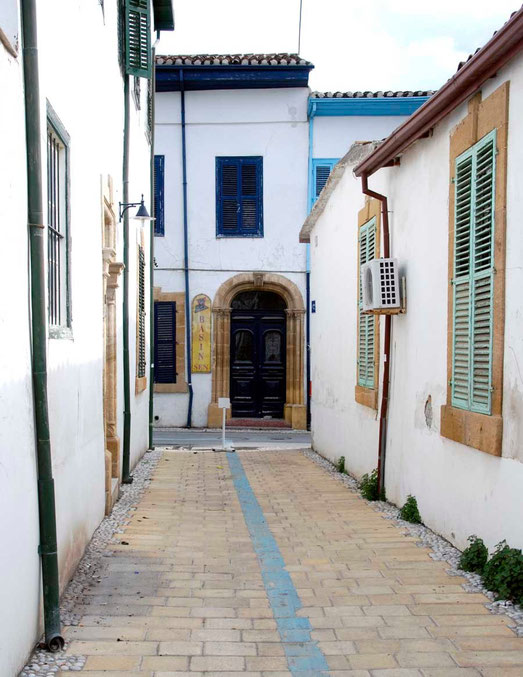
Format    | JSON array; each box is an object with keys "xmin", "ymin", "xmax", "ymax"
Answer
[
  {"xmin": 121, "ymin": 74, "xmax": 133, "ymax": 483},
  {"xmin": 361, "ymin": 175, "xmax": 392, "ymax": 498},
  {"xmin": 148, "ymin": 40, "xmax": 158, "ymax": 450},
  {"xmin": 180, "ymin": 70, "xmax": 193, "ymax": 427},
  {"xmin": 21, "ymin": 0, "xmax": 64, "ymax": 652}
]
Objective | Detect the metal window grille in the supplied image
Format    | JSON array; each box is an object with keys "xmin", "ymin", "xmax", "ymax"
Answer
[
  {"xmin": 47, "ymin": 127, "xmax": 67, "ymax": 326},
  {"xmin": 133, "ymin": 75, "xmax": 141, "ymax": 110},
  {"xmin": 138, "ymin": 246, "xmax": 146, "ymax": 377}
]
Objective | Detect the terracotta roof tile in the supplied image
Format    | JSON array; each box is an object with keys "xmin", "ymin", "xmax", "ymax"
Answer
[
  {"xmin": 310, "ymin": 90, "xmax": 435, "ymax": 98},
  {"xmin": 156, "ymin": 53, "xmax": 312, "ymax": 66}
]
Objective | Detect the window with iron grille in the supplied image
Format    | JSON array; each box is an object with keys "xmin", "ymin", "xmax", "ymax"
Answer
[
  {"xmin": 47, "ymin": 117, "xmax": 70, "ymax": 329},
  {"xmin": 133, "ymin": 75, "xmax": 141, "ymax": 109},
  {"xmin": 451, "ymin": 130, "xmax": 496, "ymax": 415},
  {"xmin": 137, "ymin": 245, "xmax": 146, "ymax": 378},
  {"xmin": 216, "ymin": 157, "xmax": 263, "ymax": 237}
]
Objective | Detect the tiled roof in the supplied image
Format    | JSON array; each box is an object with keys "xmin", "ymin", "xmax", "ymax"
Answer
[
  {"xmin": 156, "ymin": 53, "xmax": 312, "ymax": 66},
  {"xmin": 311, "ymin": 90, "xmax": 435, "ymax": 98},
  {"xmin": 456, "ymin": 8, "xmax": 521, "ymax": 72}
]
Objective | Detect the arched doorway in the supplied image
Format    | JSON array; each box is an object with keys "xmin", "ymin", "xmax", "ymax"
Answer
[
  {"xmin": 230, "ymin": 291, "xmax": 286, "ymax": 418},
  {"xmin": 208, "ymin": 272, "xmax": 306, "ymax": 429}
]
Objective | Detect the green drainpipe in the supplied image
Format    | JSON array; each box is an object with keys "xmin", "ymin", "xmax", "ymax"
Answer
[
  {"xmin": 148, "ymin": 44, "xmax": 157, "ymax": 451},
  {"xmin": 121, "ymin": 73, "xmax": 133, "ymax": 484},
  {"xmin": 21, "ymin": 0, "xmax": 64, "ymax": 652}
]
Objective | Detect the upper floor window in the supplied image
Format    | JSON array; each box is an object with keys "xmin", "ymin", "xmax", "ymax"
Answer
[
  {"xmin": 153, "ymin": 155, "xmax": 165, "ymax": 236},
  {"xmin": 310, "ymin": 159, "xmax": 338, "ymax": 211},
  {"xmin": 216, "ymin": 156, "xmax": 263, "ymax": 237},
  {"xmin": 47, "ymin": 110, "xmax": 70, "ymax": 330},
  {"xmin": 451, "ymin": 130, "xmax": 496, "ymax": 415},
  {"xmin": 124, "ymin": 0, "xmax": 151, "ymax": 79}
]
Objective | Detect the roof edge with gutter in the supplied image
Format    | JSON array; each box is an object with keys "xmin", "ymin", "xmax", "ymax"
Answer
[
  {"xmin": 155, "ymin": 64, "xmax": 314, "ymax": 92},
  {"xmin": 308, "ymin": 96, "xmax": 430, "ymax": 118},
  {"xmin": 355, "ymin": 7, "xmax": 523, "ymax": 177},
  {"xmin": 152, "ymin": 0, "xmax": 174, "ymax": 31}
]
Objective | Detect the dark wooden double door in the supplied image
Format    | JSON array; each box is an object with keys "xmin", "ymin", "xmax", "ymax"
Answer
[{"xmin": 230, "ymin": 310, "xmax": 286, "ymax": 418}]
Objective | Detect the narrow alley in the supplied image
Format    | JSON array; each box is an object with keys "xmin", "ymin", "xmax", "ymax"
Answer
[{"xmin": 30, "ymin": 448, "xmax": 523, "ymax": 676}]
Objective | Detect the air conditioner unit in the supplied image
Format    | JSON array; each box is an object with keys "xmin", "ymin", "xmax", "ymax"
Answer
[{"xmin": 361, "ymin": 258, "xmax": 401, "ymax": 314}]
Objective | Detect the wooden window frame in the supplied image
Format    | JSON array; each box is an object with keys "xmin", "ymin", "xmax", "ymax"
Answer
[
  {"xmin": 47, "ymin": 102, "xmax": 72, "ymax": 338},
  {"xmin": 441, "ymin": 82, "xmax": 509, "ymax": 456},
  {"xmin": 355, "ymin": 198, "xmax": 381, "ymax": 409},
  {"xmin": 310, "ymin": 158, "xmax": 339, "ymax": 211},
  {"xmin": 153, "ymin": 155, "xmax": 165, "ymax": 236},
  {"xmin": 153, "ymin": 288, "xmax": 188, "ymax": 393}
]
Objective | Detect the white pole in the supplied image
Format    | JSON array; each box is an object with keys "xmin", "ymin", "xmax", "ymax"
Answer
[{"xmin": 222, "ymin": 406, "xmax": 226, "ymax": 450}]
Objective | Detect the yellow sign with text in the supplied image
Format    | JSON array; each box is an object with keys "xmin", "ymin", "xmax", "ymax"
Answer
[{"xmin": 191, "ymin": 294, "xmax": 211, "ymax": 373}]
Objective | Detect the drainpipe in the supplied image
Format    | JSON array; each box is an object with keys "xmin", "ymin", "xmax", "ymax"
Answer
[
  {"xmin": 361, "ymin": 175, "xmax": 391, "ymax": 498},
  {"xmin": 21, "ymin": 0, "xmax": 65, "ymax": 652},
  {"xmin": 121, "ymin": 73, "xmax": 133, "ymax": 483},
  {"xmin": 148, "ymin": 34, "xmax": 159, "ymax": 450},
  {"xmin": 305, "ymin": 106, "xmax": 315, "ymax": 427},
  {"xmin": 180, "ymin": 70, "xmax": 193, "ymax": 427}
]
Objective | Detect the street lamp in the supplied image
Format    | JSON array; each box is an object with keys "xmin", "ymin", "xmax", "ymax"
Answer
[{"xmin": 119, "ymin": 194, "xmax": 154, "ymax": 222}]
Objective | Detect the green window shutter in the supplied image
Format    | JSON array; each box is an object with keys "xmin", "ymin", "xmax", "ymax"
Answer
[
  {"xmin": 125, "ymin": 0, "xmax": 151, "ymax": 79},
  {"xmin": 358, "ymin": 217, "xmax": 376, "ymax": 389},
  {"xmin": 451, "ymin": 130, "xmax": 495, "ymax": 414}
]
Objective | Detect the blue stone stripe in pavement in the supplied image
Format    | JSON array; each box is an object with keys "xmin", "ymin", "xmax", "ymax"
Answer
[{"xmin": 226, "ymin": 451, "xmax": 330, "ymax": 676}]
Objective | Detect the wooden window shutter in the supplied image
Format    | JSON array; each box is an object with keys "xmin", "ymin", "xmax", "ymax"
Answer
[
  {"xmin": 216, "ymin": 157, "xmax": 263, "ymax": 236},
  {"xmin": 125, "ymin": 0, "xmax": 151, "ymax": 79},
  {"xmin": 451, "ymin": 130, "xmax": 495, "ymax": 414},
  {"xmin": 154, "ymin": 155, "xmax": 165, "ymax": 236},
  {"xmin": 358, "ymin": 218, "xmax": 376, "ymax": 389},
  {"xmin": 137, "ymin": 246, "xmax": 146, "ymax": 378},
  {"xmin": 315, "ymin": 165, "xmax": 332, "ymax": 199},
  {"xmin": 154, "ymin": 301, "xmax": 176, "ymax": 383}
]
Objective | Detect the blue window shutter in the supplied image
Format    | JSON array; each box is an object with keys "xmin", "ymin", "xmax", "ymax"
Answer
[
  {"xmin": 154, "ymin": 301, "xmax": 176, "ymax": 383},
  {"xmin": 451, "ymin": 130, "xmax": 495, "ymax": 414},
  {"xmin": 310, "ymin": 159, "xmax": 339, "ymax": 211},
  {"xmin": 217, "ymin": 157, "xmax": 263, "ymax": 236},
  {"xmin": 357, "ymin": 218, "xmax": 376, "ymax": 389},
  {"xmin": 154, "ymin": 155, "xmax": 164, "ymax": 236}
]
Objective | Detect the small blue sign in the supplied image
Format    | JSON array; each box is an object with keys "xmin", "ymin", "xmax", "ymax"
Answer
[{"xmin": 311, "ymin": 301, "xmax": 316, "ymax": 313}]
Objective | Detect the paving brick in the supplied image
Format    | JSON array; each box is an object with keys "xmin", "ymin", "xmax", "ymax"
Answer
[
  {"xmin": 83, "ymin": 655, "xmax": 141, "ymax": 670},
  {"xmin": 158, "ymin": 640, "xmax": 203, "ymax": 655},
  {"xmin": 141, "ymin": 655, "xmax": 189, "ymax": 670},
  {"xmin": 190, "ymin": 656, "xmax": 246, "ymax": 671}
]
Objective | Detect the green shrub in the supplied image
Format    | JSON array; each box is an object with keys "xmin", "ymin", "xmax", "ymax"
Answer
[
  {"xmin": 359, "ymin": 469, "xmax": 384, "ymax": 501},
  {"xmin": 482, "ymin": 541, "xmax": 523, "ymax": 606},
  {"xmin": 459, "ymin": 535, "xmax": 488, "ymax": 574},
  {"xmin": 336, "ymin": 456, "xmax": 345, "ymax": 474},
  {"xmin": 399, "ymin": 495, "xmax": 422, "ymax": 524}
]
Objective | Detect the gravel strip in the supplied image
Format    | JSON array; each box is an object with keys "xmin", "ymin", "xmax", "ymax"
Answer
[
  {"xmin": 303, "ymin": 448, "xmax": 523, "ymax": 636},
  {"xmin": 19, "ymin": 448, "xmax": 162, "ymax": 676}
]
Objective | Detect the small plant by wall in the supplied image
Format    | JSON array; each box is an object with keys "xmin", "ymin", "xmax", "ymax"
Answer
[
  {"xmin": 482, "ymin": 541, "xmax": 523, "ymax": 606},
  {"xmin": 336, "ymin": 456, "xmax": 345, "ymax": 474},
  {"xmin": 459, "ymin": 535, "xmax": 488, "ymax": 574},
  {"xmin": 399, "ymin": 495, "xmax": 422, "ymax": 524},
  {"xmin": 359, "ymin": 469, "xmax": 384, "ymax": 501}
]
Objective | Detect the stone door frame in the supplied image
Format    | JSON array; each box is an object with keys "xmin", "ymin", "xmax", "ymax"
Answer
[{"xmin": 207, "ymin": 272, "xmax": 306, "ymax": 430}]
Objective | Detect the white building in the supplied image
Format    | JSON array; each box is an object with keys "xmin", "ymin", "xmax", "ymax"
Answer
[
  {"xmin": 153, "ymin": 54, "xmax": 430, "ymax": 430},
  {"xmin": 300, "ymin": 9, "xmax": 523, "ymax": 553},
  {"xmin": 0, "ymin": 1, "xmax": 173, "ymax": 674}
]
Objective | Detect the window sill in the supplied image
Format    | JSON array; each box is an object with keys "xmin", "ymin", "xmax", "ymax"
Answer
[
  {"xmin": 440, "ymin": 404, "xmax": 503, "ymax": 456},
  {"xmin": 135, "ymin": 376, "xmax": 147, "ymax": 395},
  {"xmin": 49, "ymin": 326, "xmax": 73, "ymax": 340},
  {"xmin": 154, "ymin": 382, "xmax": 188, "ymax": 394},
  {"xmin": 355, "ymin": 385, "xmax": 378, "ymax": 410},
  {"xmin": 216, "ymin": 233, "xmax": 263, "ymax": 239}
]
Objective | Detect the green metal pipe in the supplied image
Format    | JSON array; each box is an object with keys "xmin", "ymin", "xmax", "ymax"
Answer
[
  {"xmin": 121, "ymin": 74, "xmax": 133, "ymax": 484},
  {"xmin": 148, "ymin": 44, "xmax": 157, "ymax": 451},
  {"xmin": 21, "ymin": 0, "xmax": 64, "ymax": 652}
]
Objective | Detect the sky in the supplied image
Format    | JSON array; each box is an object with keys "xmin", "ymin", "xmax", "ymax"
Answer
[{"xmin": 157, "ymin": 0, "xmax": 519, "ymax": 92}]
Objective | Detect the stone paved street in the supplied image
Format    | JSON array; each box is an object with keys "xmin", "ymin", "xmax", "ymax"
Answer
[{"xmin": 60, "ymin": 450, "xmax": 523, "ymax": 675}]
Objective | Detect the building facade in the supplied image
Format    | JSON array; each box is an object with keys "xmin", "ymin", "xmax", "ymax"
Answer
[
  {"xmin": 153, "ymin": 54, "xmax": 429, "ymax": 429},
  {"xmin": 0, "ymin": 1, "xmax": 173, "ymax": 674},
  {"xmin": 301, "ymin": 10, "xmax": 523, "ymax": 553}
]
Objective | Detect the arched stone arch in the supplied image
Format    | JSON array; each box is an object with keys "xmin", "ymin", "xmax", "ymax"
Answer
[{"xmin": 208, "ymin": 272, "xmax": 306, "ymax": 430}]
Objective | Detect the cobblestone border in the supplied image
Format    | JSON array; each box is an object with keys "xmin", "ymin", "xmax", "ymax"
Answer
[
  {"xmin": 303, "ymin": 448, "xmax": 523, "ymax": 636},
  {"xmin": 19, "ymin": 449, "xmax": 163, "ymax": 676}
]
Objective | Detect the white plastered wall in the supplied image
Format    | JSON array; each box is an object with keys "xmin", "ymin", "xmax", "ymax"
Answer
[{"xmin": 309, "ymin": 57, "xmax": 523, "ymax": 553}]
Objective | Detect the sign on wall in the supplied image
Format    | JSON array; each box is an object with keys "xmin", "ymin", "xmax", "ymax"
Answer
[{"xmin": 191, "ymin": 294, "xmax": 212, "ymax": 373}]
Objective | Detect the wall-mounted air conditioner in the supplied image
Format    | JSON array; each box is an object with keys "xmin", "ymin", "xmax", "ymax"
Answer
[{"xmin": 361, "ymin": 258, "xmax": 403, "ymax": 314}]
